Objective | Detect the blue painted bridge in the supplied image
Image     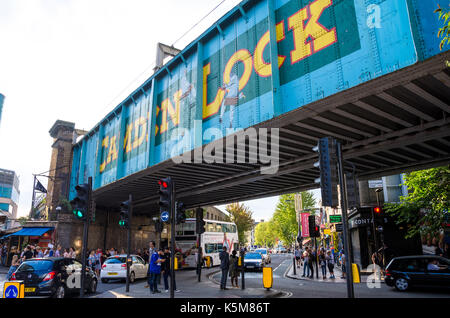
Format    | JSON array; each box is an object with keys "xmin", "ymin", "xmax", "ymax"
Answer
[{"xmin": 69, "ymin": 0, "xmax": 450, "ymax": 214}]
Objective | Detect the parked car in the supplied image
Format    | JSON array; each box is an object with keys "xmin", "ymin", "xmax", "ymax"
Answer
[
  {"xmin": 10, "ymin": 257, "xmax": 97, "ymax": 298},
  {"xmin": 243, "ymin": 252, "xmax": 265, "ymax": 272},
  {"xmin": 254, "ymin": 248, "xmax": 271, "ymax": 264},
  {"xmin": 385, "ymin": 255, "xmax": 450, "ymax": 292},
  {"xmin": 100, "ymin": 254, "xmax": 148, "ymax": 283}
]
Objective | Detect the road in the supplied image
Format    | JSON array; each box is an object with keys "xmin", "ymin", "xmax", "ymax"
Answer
[
  {"xmin": 211, "ymin": 253, "xmax": 450, "ymax": 298},
  {"xmin": 1, "ymin": 254, "xmax": 449, "ymax": 298}
]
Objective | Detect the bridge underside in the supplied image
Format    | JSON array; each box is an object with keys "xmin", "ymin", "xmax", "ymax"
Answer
[{"xmin": 93, "ymin": 53, "xmax": 450, "ymax": 215}]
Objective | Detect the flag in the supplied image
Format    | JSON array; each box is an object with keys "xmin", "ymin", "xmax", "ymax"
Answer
[{"xmin": 35, "ymin": 180, "xmax": 47, "ymax": 193}]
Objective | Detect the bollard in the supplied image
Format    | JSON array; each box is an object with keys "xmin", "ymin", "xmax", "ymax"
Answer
[
  {"xmin": 352, "ymin": 263, "xmax": 361, "ymax": 284},
  {"xmin": 174, "ymin": 258, "xmax": 178, "ymax": 271},
  {"xmin": 263, "ymin": 267, "xmax": 273, "ymax": 290},
  {"xmin": 206, "ymin": 256, "xmax": 211, "ymax": 268},
  {"xmin": 293, "ymin": 256, "xmax": 297, "ymax": 275}
]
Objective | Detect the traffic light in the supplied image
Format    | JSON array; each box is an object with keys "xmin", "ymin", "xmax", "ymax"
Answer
[
  {"xmin": 70, "ymin": 184, "xmax": 90, "ymax": 221},
  {"xmin": 373, "ymin": 206, "xmax": 382, "ymax": 215},
  {"xmin": 176, "ymin": 202, "xmax": 187, "ymax": 224},
  {"xmin": 154, "ymin": 220, "xmax": 163, "ymax": 233},
  {"xmin": 308, "ymin": 215, "xmax": 320, "ymax": 237},
  {"xmin": 158, "ymin": 177, "xmax": 173, "ymax": 220},
  {"xmin": 119, "ymin": 200, "xmax": 130, "ymax": 228},
  {"xmin": 196, "ymin": 208, "xmax": 205, "ymax": 234},
  {"xmin": 313, "ymin": 137, "xmax": 338, "ymax": 207}
]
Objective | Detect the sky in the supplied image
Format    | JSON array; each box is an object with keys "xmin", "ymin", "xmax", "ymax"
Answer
[{"xmin": 0, "ymin": 0, "xmax": 320, "ymax": 221}]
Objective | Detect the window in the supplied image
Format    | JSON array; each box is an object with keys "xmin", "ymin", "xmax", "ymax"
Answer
[
  {"xmin": 105, "ymin": 257, "xmax": 126, "ymax": 264},
  {"xmin": 205, "ymin": 244, "xmax": 215, "ymax": 254},
  {"xmin": 231, "ymin": 225, "xmax": 237, "ymax": 233},
  {"xmin": 216, "ymin": 243, "xmax": 223, "ymax": 252},
  {"xmin": 18, "ymin": 260, "xmax": 53, "ymax": 272}
]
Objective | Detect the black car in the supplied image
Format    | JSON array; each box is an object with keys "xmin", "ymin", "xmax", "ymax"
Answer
[
  {"xmin": 10, "ymin": 257, "xmax": 98, "ymax": 298},
  {"xmin": 385, "ymin": 255, "xmax": 450, "ymax": 292}
]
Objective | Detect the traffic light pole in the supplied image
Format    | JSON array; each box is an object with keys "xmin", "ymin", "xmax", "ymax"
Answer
[
  {"xmin": 197, "ymin": 233, "xmax": 202, "ymax": 282},
  {"xmin": 80, "ymin": 177, "xmax": 92, "ymax": 298},
  {"xmin": 170, "ymin": 181, "xmax": 176, "ymax": 299},
  {"xmin": 126, "ymin": 194, "xmax": 133, "ymax": 293},
  {"xmin": 335, "ymin": 141, "xmax": 355, "ymax": 298}
]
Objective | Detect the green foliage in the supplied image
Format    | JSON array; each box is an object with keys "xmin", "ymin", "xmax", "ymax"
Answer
[
  {"xmin": 225, "ymin": 203, "xmax": 254, "ymax": 245},
  {"xmin": 17, "ymin": 216, "xmax": 31, "ymax": 226},
  {"xmin": 384, "ymin": 166, "xmax": 450, "ymax": 239},
  {"xmin": 436, "ymin": 4, "xmax": 450, "ymax": 50},
  {"xmin": 272, "ymin": 192, "xmax": 316, "ymax": 246},
  {"xmin": 254, "ymin": 221, "xmax": 277, "ymax": 247}
]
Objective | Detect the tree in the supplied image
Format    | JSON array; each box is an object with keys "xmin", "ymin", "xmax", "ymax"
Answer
[
  {"xmin": 272, "ymin": 192, "xmax": 316, "ymax": 246},
  {"xmin": 384, "ymin": 166, "xmax": 450, "ymax": 239},
  {"xmin": 254, "ymin": 221, "xmax": 277, "ymax": 247},
  {"xmin": 225, "ymin": 203, "xmax": 254, "ymax": 245}
]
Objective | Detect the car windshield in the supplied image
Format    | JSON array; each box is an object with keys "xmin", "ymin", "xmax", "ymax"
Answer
[
  {"xmin": 255, "ymin": 250, "xmax": 267, "ymax": 254},
  {"xmin": 17, "ymin": 260, "xmax": 53, "ymax": 272},
  {"xmin": 105, "ymin": 257, "xmax": 126, "ymax": 264},
  {"xmin": 245, "ymin": 253, "xmax": 262, "ymax": 260}
]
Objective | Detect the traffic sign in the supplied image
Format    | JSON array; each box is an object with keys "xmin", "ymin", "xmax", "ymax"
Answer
[
  {"xmin": 3, "ymin": 281, "xmax": 25, "ymax": 298},
  {"xmin": 335, "ymin": 223, "xmax": 343, "ymax": 232},
  {"xmin": 330, "ymin": 215, "xmax": 342, "ymax": 223},
  {"xmin": 161, "ymin": 211, "xmax": 169, "ymax": 222}
]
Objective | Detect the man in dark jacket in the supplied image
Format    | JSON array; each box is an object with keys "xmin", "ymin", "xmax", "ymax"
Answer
[{"xmin": 219, "ymin": 246, "xmax": 230, "ymax": 290}]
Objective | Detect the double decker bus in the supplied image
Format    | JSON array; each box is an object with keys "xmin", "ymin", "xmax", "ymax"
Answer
[{"xmin": 175, "ymin": 218, "xmax": 239, "ymax": 268}]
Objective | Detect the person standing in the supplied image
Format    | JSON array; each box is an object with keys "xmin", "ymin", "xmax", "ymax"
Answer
[
  {"xmin": 319, "ymin": 250, "xmax": 327, "ymax": 279},
  {"xmin": 87, "ymin": 250, "xmax": 96, "ymax": 269},
  {"xmin": 145, "ymin": 241, "xmax": 156, "ymax": 288},
  {"xmin": 295, "ymin": 247, "xmax": 302, "ymax": 268},
  {"xmin": 149, "ymin": 248, "xmax": 163, "ymax": 294},
  {"xmin": 219, "ymin": 246, "xmax": 230, "ymax": 290},
  {"xmin": 301, "ymin": 247, "xmax": 310, "ymax": 277},
  {"xmin": 55, "ymin": 245, "xmax": 62, "ymax": 258},
  {"xmin": 162, "ymin": 246, "xmax": 180, "ymax": 293},
  {"xmin": 326, "ymin": 250, "xmax": 335, "ymax": 279},
  {"xmin": 7, "ymin": 255, "xmax": 20, "ymax": 280},
  {"xmin": 36, "ymin": 246, "xmax": 44, "ymax": 258},
  {"xmin": 340, "ymin": 250, "xmax": 346, "ymax": 279},
  {"xmin": 308, "ymin": 249, "xmax": 315, "ymax": 278},
  {"xmin": 94, "ymin": 249, "xmax": 102, "ymax": 277},
  {"xmin": 229, "ymin": 250, "xmax": 239, "ymax": 288}
]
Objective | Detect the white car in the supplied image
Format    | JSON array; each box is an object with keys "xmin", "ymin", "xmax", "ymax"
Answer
[
  {"xmin": 100, "ymin": 254, "xmax": 148, "ymax": 283},
  {"xmin": 254, "ymin": 248, "xmax": 271, "ymax": 264}
]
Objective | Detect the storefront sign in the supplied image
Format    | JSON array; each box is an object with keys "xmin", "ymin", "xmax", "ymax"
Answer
[{"xmin": 349, "ymin": 217, "xmax": 373, "ymax": 229}]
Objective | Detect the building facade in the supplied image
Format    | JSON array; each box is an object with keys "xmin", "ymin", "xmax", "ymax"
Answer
[
  {"xmin": 0, "ymin": 93, "xmax": 4, "ymax": 127},
  {"xmin": 0, "ymin": 168, "xmax": 20, "ymax": 231}
]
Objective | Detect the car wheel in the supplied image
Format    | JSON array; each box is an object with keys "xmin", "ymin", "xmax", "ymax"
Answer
[
  {"xmin": 54, "ymin": 285, "xmax": 66, "ymax": 299},
  {"xmin": 101, "ymin": 278, "xmax": 108, "ymax": 284},
  {"xmin": 129, "ymin": 272, "xmax": 135, "ymax": 283},
  {"xmin": 89, "ymin": 279, "xmax": 97, "ymax": 294},
  {"xmin": 394, "ymin": 277, "xmax": 409, "ymax": 291}
]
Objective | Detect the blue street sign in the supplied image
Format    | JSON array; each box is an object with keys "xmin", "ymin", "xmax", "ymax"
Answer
[
  {"xmin": 5, "ymin": 285, "xmax": 19, "ymax": 298},
  {"xmin": 161, "ymin": 211, "xmax": 169, "ymax": 223}
]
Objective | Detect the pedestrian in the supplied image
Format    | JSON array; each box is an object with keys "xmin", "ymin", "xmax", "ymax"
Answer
[
  {"xmin": 295, "ymin": 247, "xmax": 302, "ymax": 268},
  {"xmin": 219, "ymin": 246, "xmax": 230, "ymax": 290},
  {"xmin": 88, "ymin": 250, "xmax": 96, "ymax": 269},
  {"xmin": 229, "ymin": 250, "xmax": 239, "ymax": 288},
  {"xmin": 145, "ymin": 241, "xmax": 156, "ymax": 288},
  {"xmin": 69, "ymin": 247, "xmax": 77, "ymax": 259},
  {"xmin": 36, "ymin": 246, "xmax": 44, "ymax": 258},
  {"xmin": 319, "ymin": 249, "xmax": 327, "ymax": 279},
  {"xmin": 7, "ymin": 255, "xmax": 20, "ymax": 280},
  {"xmin": 308, "ymin": 249, "xmax": 315, "ymax": 278},
  {"xmin": 340, "ymin": 250, "xmax": 346, "ymax": 279},
  {"xmin": 301, "ymin": 247, "xmax": 310, "ymax": 277},
  {"xmin": 326, "ymin": 250, "xmax": 335, "ymax": 279},
  {"xmin": 94, "ymin": 249, "xmax": 102, "ymax": 277},
  {"xmin": 55, "ymin": 245, "xmax": 62, "ymax": 257},
  {"xmin": 22, "ymin": 246, "xmax": 33, "ymax": 261},
  {"xmin": 161, "ymin": 246, "xmax": 180, "ymax": 293},
  {"xmin": 143, "ymin": 248, "xmax": 149, "ymax": 264},
  {"xmin": 148, "ymin": 248, "xmax": 163, "ymax": 294},
  {"xmin": 63, "ymin": 248, "xmax": 70, "ymax": 258}
]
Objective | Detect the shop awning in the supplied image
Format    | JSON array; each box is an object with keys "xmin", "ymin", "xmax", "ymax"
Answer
[{"xmin": 1, "ymin": 227, "xmax": 53, "ymax": 239}]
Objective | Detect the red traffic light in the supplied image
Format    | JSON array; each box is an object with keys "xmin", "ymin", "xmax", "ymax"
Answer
[
  {"xmin": 374, "ymin": 206, "xmax": 382, "ymax": 214},
  {"xmin": 158, "ymin": 180, "xmax": 168, "ymax": 188}
]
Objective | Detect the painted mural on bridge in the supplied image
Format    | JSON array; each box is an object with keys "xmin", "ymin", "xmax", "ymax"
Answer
[{"xmin": 70, "ymin": 0, "xmax": 450, "ymax": 197}]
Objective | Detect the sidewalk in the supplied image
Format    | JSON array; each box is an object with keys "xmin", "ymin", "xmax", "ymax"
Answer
[
  {"xmin": 92, "ymin": 268, "xmax": 286, "ymax": 299},
  {"xmin": 286, "ymin": 262, "xmax": 376, "ymax": 283}
]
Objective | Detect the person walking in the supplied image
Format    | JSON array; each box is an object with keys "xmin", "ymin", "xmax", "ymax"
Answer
[
  {"xmin": 94, "ymin": 249, "xmax": 102, "ymax": 277},
  {"xmin": 87, "ymin": 250, "xmax": 96, "ymax": 270},
  {"xmin": 148, "ymin": 248, "xmax": 163, "ymax": 294},
  {"xmin": 229, "ymin": 250, "xmax": 239, "ymax": 288},
  {"xmin": 340, "ymin": 250, "xmax": 346, "ymax": 279},
  {"xmin": 326, "ymin": 250, "xmax": 335, "ymax": 279},
  {"xmin": 162, "ymin": 246, "xmax": 180, "ymax": 293},
  {"xmin": 219, "ymin": 246, "xmax": 230, "ymax": 290},
  {"xmin": 145, "ymin": 241, "xmax": 156, "ymax": 288}
]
